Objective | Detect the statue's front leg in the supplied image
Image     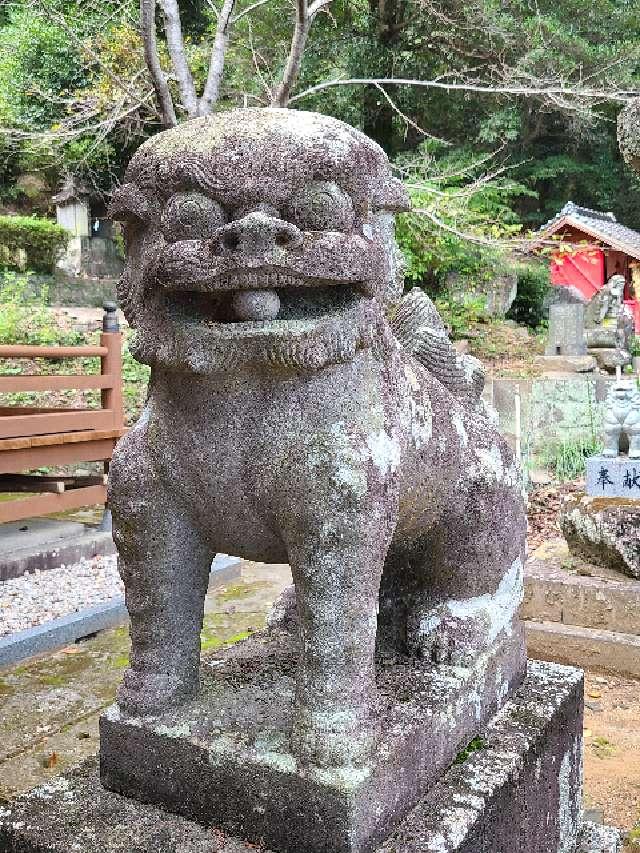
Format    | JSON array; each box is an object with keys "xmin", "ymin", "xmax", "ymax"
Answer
[
  {"xmin": 109, "ymin": 426, "xmax": 214, "ymax": 716},
  {"xmin": 285, "ymin": 500, "xmax": 395, "ymax": 769}
]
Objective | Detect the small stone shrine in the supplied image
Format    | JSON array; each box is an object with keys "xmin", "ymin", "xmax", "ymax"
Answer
[
  {"xmin": 561, "ymin": 371, "xmax": 640, "ymax": 580},
  {"xmin": 0, "ymin": 109, "xmax": 620, "ymax": 853}
]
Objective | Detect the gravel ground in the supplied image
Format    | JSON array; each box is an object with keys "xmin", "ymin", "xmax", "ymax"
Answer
[{"xmin": 0, "ymin": 555, "xmax": 122, "ymax": 638}]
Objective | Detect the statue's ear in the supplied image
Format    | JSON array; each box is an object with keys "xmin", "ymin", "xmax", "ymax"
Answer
[
  {"xmin": 371, "ymin": 177, "xmax": 411, "ymax": 213},
  {"xmin": 109, "ymin": 183, "xmax": 154, "ymax": 223}
]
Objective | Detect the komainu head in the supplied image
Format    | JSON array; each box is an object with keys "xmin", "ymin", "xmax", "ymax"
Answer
[{"xmin": 110, "ymin": 108, "xmax": 409, "ymax": 373}]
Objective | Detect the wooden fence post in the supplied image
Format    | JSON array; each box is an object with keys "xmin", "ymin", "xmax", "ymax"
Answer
[{"xmin": 100, "ymin": 302, "xmax": 123, "ymax": 431}]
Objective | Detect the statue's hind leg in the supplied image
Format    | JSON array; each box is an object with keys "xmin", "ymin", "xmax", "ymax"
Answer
[
  {"xmin": 384, "ymin": 449, "xmax": 526, "ymax": 666},
  {"xmin": 109, "ymin": 424, "xmax": 214, "ymax": 716}
]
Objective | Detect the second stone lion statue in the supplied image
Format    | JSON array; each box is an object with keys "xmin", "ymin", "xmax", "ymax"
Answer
[{"xmin": 108, "ymin": 108, "xmax": 526, "ymax": 769}]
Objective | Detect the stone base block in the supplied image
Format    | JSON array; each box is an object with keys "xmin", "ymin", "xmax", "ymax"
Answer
[
  {"xmin": 99, "ymin": 627, "xmax": 526, "ymax": 853},
  {"xmin": 0, "ymin": 662, "xmax": 621, "ymax": 853},
  {"xmin": 590, "ymin": 348, "xmax": 627, "ymax": 373},
  {"xmin": 525, "ymin": 620, "xmax": 640, "ymax": 679},
  {"xmin": 586, "ymin": 457, "xmax": 640, "ymax": 501},
  {"xmin": 560, "ymin": 492, "xmax": 640, "ymax": 579},
  {"xmin": 535, "ymin": 355, "xmax": 596, "ymax": 374}
]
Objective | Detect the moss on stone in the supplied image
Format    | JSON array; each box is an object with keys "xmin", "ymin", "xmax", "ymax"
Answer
[
  {"xmin": 454, "ymin": 735, "xmax": 486, "ymax": 765},
  {"xmin": 215, "ymin": 581, "xmax": 271, "ymax": 603}
]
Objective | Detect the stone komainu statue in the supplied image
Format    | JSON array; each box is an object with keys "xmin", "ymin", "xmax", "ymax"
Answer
[
  {"xmin": 108, "ymin": 109, "xmax": 526, "ymax": 769},
  {"xmin": 602, "ymin": 379, "xmax": 640, "ymax": 459}
]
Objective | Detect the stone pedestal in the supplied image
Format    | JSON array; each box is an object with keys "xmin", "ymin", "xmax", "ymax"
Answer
[
  {"xmin": 560, "ymin": 491, "xmax": 640, "ymax": 579},
  {"xmin": 0, "ymin": 661, "xmax": 620, "ymax": 853},
  {"xmin": 99, "ymin": 628, "xmax": 525, "ymax": 853},
  {"xmin": 586, "ymin": 456, "xmax": 640, "ymax": 499}
]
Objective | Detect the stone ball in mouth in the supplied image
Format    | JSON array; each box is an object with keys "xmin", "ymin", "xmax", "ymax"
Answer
[{"xmin": 231, "ymin": 289, "xmax": 281, "ymax": 321}]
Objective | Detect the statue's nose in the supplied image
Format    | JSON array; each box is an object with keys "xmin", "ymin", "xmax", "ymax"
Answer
[{"xmin": 217, "ymin": 211, "xmax": 302, "ymax": 256}]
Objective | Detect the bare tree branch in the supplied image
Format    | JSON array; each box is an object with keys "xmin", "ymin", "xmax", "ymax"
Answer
[
  {"xmin": 246, "ymin": 18, "xmax": 275, "ymax": 103},
  {"xmin": 271, "ymin": 0, "xmax": 309, "ymax": 108},
  {"xmin": 271, "ymin": 0, "xmax": 332, "ymax": 108},
  {"xmin": 140, "ymin": 0, "xmax": 177, "ymax": 126},
  {"xmin": 158, "ymin": 0, "xmax": 198, "ymax": 116},
  {"xmin": 198, "ymin": 0, "xmax": 237, "ymax": 115},
  {"xmin": 289, "ymin": 77, "xmax": 637, "ymax": 106},
  {"xmin": 0, "ymin": 94, "xmax": 156, "ymax": 141},
  {"xmin": 371, "ymin": 83, "xmax": 449, "ymax": 144},
  {"xmin": 232, "ymin": 0, "xmax": 273, "ymax": 24}
]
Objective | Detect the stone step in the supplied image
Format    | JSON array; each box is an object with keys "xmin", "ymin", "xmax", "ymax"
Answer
[
  {"xmin": 523, "ymin": 558, "xmax": 640, "ymax": 637},
  {"xmin": 525, "ymin": 620, "xmax": 640, "ymax": 679},
  {"xmin": 0, "ymin": 660, "xmax": 621, "ymax": 853},
  {"xmin": 0, "ymin": 518, "xmax": 116, "ymax": 582}
]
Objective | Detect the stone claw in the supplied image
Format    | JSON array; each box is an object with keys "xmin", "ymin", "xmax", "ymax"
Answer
[{"xmin": 410, "ymin": 606, "xmax": 492, "ymax": 668}]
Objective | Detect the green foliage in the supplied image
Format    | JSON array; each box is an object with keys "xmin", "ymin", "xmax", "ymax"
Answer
[
  {"xmin": 394, "ymin": 143, "xmax": 532, "ymax": 294},
  {"xmin": 507, "ymin": 263, "xmax": 551, "ymax": 329},
  {"xmin": 630, "ymin": 337, "xmax": 640, "ymax": 358},
  {"xmin": 433, "ymin": 294, "xmax": 490, "ymax": 340},
  {"xmin": 0, "ymin": 216, "xmax": 68, "ymax": 273},
  {"xmin": 537, "ymin": 435, "xmax": 603, "ymax": 483},
  {"xmin": 0, "ymin": 7, "xmax": 84, "ymax": 131},
  {"xmin": 0, "ymin": 272, "xmax": 80, "ymax": 345}
]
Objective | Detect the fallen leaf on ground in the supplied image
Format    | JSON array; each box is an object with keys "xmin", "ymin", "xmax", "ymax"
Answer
[{"xmin": 43, "ymin": 752, "xmax": 58, "ymax": 769}]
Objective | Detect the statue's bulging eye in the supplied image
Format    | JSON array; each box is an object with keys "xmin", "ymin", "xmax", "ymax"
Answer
[
  {"xmin": 287, "ymin": 182, "xmax": 354, "ymax": 232},
  {"xmin": 162, "ymin": 192, "xmax": 226, "ymax": 239}
]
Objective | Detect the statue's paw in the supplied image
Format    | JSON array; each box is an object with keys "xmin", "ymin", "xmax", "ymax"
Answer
[
  {"xmin": 410, "ymin": 605, "xmax": 492, "ymax": 667},
  {"xmin": 291, "ymin": 706, "xmax": 375, "ymax": 770},
  {"xmin": 116, "ymin": 667, "xmax": 198, "ymax": 716}
]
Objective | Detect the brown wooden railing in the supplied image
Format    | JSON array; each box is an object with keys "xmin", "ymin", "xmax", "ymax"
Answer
[{"xmin": 0, "ymin": 303, "xmax": 125, "ymax": 524}]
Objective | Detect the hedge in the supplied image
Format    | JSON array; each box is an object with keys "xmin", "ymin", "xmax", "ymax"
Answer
[
  {"xmin": 506, "ymin": 261, "xmax": 551, "ymax": 329},
  {"xmin": 0, "ymin": 215, "xmax": 68, "ymax": 273}
]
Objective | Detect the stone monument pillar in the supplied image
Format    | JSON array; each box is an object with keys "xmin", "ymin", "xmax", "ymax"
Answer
[
  {"xmin": 545, "ymin": 302, "xmax": 588, "ymax": 357},
  {"xmin": 0, "ymin": 109, "xmax": 619, "ymax": 853}
]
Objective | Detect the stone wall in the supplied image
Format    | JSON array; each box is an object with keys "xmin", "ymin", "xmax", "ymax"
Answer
[{"xmin": 487, "ymin": 377, "xmax": 612, "ymax": 458}]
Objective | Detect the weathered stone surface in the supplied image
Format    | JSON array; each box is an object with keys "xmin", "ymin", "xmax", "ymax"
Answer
[
  {"xmin": 592, "ymin": 348, "xmax": 626, "ymax": 373},
  {"xmin": 3, "ymin": 662, "xmax": 614, "ymax": 853},
  {"xmin": 546, "ymin": 303, "xmax": 587, "ymax": 357},
  {"xmin": 106, "ymin": 107, "xmax": 527, "ymax": 774},
  {"xmin": 535, "ymin": 355, "xmax": 596, "ymax": 374},
  {"xmin": 576, "ymin": 822, "xmax": 621, "ymax": 852},
  {"xmin": 585, "ymin": 327, "xmax": 617, "ymax": 349},
  {"xmin": 99, "ymin": 625, "xmax": 525, "ymax": 853},
  {"xmin": 559, "ymin": 493, "xmax": 640, "ymax": 579},
  {"xmin": 377, "ymin": 660, "xmax": 585, "ymax": 853}
]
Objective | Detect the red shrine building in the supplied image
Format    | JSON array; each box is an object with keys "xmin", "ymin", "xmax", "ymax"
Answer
[{"xmin": 537, "ymin": 202, "xmax": 640, "ymax": 332}]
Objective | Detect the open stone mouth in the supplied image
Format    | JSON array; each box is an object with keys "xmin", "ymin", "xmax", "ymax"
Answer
[{"xmin": 163, "ymin": 274, "xmax": 370, "ymax": 326}]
